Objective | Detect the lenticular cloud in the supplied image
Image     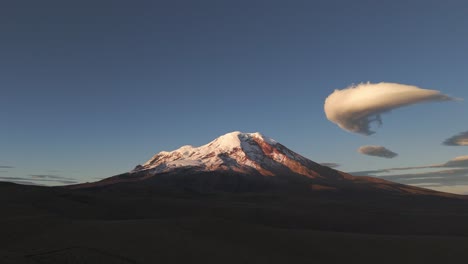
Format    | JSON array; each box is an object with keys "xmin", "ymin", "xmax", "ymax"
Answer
[{"xmin": 324, "ymin": 82, "xmax": 458, "ymax": 135}]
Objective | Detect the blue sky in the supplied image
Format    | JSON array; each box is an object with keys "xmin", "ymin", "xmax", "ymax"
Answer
[{"xmin": 1, "ymin": 1, "xmax": 468, "ymax": 192}]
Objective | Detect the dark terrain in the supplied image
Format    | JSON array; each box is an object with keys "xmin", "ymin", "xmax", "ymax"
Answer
[{"xmin": 2, "ymin": 180, "xmax": 468, "ymax": 264}]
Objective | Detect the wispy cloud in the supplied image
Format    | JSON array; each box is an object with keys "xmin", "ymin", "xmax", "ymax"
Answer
[
  {"xmin": 443, "ymin": 131, "xmax": 468, "ymax": 146},
  {"xmin": 349, "ymin": 169, "xmax": 393, "ymax": 176},
  {"xmin": 380, "ymin": 168, "xmax": 468, "ymax": 185},
  {"xmin": 2, "ymin": 180, "xmax": 43, "ymax": 186},
  {"xmin": 0, "ymin": 176, "xmax": 33, "ymax": 181},
  {"xmin": 28, "ymin": 174, "xmax": 78, "ymax": 184},
  {"xmin": 378, "ymin": 170, "xmax": 468, "ymax": 195},
  {"xmin": 440, "ymin": 156, "xmax": 468, "ymax": 167},
  {"xmin": 358, "ymin": 145, "xmax": 398, "ymax": 158},
  {"xmin": 0, "ymin": 165, "xmax": 14, "ymax": 169},
  {"xmin": 351, "ymin": 155, "xmax": 468, "ymax": 176},
  {"xmin": 320, "ymin": 162, "xmax": 340, "ymax": 168},
  {"xmin": 0, "ymin": 175, "xmax": 78, "ymax": 185},
  {"xmin": 324, "ymin": 82, "xmax": 459, "ymax": 135},
  {"xmin": 28, "ymin": 174, "xmax": 75, "ymax": 180},
  {"xmin": 349, "ymin": 156, "xmax": 468, "ymax": 193}
]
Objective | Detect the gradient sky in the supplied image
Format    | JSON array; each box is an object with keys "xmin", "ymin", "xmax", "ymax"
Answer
[{"xmin": 2, "ymin": 1, "xmax": 468, "ymax": 192}]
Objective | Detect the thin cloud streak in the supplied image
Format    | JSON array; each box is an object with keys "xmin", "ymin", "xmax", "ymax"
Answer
[
  {"xmin": 320, "ymin": 162, "xmax": 340, "ymax": 168},
  {"xmin": 28, "ymin": 174, "xmax": 75, "ymax": 180},
  {"xmin": 349, "ymin": 156, "xmax": 468, "ymax": 192},
  {"xmin": 324, "ymin": 82, "xmax": 459, "ymax": 135},
  {"xmin": 5, "ymin": 180, "xmax": 42, "ymax": 186},
  {"xmin": 0, "ymin": 175, "xmax": 78, "ymax": 185},
  {"xmin": 380, "ymin": 168, "xmax": 468, "ymax": 184},
  {"xmin": 0, "ymin": 176, "xmax": 33, "ymax": 181},
  {"xmin": 350, "ymin": 155, "xmax": 468, "ymax": 176}
]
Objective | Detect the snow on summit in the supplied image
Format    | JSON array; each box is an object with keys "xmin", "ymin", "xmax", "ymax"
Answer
[
  {"xmin": 142, "ymin": 131, "xmax": 275, "ymax": 165},
  {"xmin": 131, "ymin": 131, "xmax": 320, "ymax": 178}
]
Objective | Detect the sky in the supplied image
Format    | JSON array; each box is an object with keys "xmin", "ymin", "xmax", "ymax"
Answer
[{"xmin": 1, "ymin": 0, "xmax": 468, "ymax": 193}]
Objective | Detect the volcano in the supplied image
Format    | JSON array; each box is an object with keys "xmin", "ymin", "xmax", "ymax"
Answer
[
  {"xmin": 72, "ymin": 131, "xmax": 451, "ymax": 196},
  {"xmin": 3, "ymin": 132, "xmax": 468, "ymax": 263}
]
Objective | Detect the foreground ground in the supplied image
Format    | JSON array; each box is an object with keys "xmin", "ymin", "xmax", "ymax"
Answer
[{"xmin": 2, "ymin": 182, "xmax": 468, "ymax": 263}]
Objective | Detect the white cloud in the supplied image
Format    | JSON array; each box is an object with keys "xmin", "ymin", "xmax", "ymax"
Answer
[
  {"xmin": 443, "ymin": 131, "xmax": 468, "ymax": 146},
  {"xmin": 358, "ymin": 145, "xmax": 398, "ymax": 158},
  {"xmin": 324, "ymin": 82, "xmax": 459, "ymax": 135}
]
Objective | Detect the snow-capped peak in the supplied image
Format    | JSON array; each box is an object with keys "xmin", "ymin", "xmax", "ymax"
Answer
[
  {"xmin": 132, "ymin": 131, "xmax": 320, "ymax": 178},
  {"xmin": 204, "ymin": 131, "xmax": 276, "ymax": 151}
]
